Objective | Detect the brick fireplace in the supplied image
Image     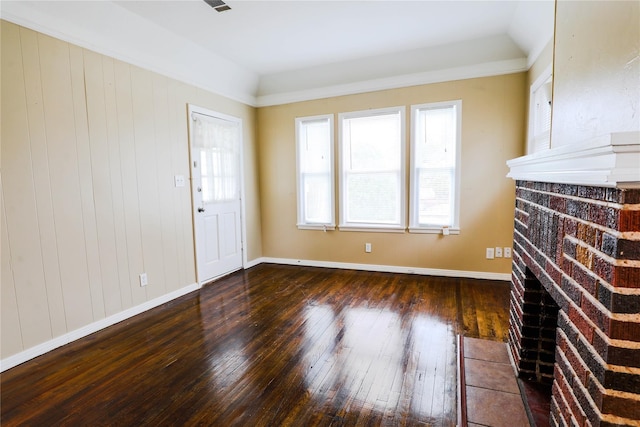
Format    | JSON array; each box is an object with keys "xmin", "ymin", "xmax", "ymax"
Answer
[{"xmin": 508, "ymin": 180, "xmax": 640, "ymax": 426}]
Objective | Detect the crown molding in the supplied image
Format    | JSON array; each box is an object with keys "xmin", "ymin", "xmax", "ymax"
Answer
[{"xmin": 256, "ymin": 58, "xmax": 528, "ymax": 107}]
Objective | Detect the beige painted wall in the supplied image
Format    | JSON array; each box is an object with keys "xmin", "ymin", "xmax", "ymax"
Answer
[
  {"xmin": 1, "ymin": 21, "xmax": 261, "ymax": 359},
  {"xmin": 257, "ymin": 73, "xmax": 526, "ymax": 274},
  {"xmin": 529, "ymin": 39, "xmax": 554, "ymax": 91},
  {"xmin": 552, "ymin": 0, "xmax": 640, "ymax": 146}
]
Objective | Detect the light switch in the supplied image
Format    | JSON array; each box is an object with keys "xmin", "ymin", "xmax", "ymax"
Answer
[
  {"xmin": 486, "ymin": 248, "xmax": 495, "ymax": 259},
  {"xmin": 174, "ymin": 175, "xmax": 186, "ymax": 187}
]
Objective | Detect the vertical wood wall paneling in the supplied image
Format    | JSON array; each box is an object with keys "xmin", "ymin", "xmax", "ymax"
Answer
[
  {"xmin": 38, "ymin": 33, "xmax": 94, "ymax": 330},
  {"xmin": 83, "ymin": 49, "xmax": 122, "ymax": 317},
  {"xmin": 1, "ymin": 190, "xmax": 24, "ymax": 357},
  {"xmin": 2, "ymin": 21, "xmax": 252, "ymax": 361},
  {"xmin": 152, "ymin": 74, "xmax": 179, "ymax": 294},
  {"xmin": 102, "ymin": 56, "xmax": 133, "ymax": 310},
  {"xmin": 130, "ymin": 66, "xmax": 164, "ymax": 299},
  {"xmin": 167, "ymin": 81, "xmax": 188, "ymax": 288},
  {"xmin": 1, "ymin": 22, "xmax": 53, "ymax": 349},
  {"xmin": 19, "ymin": 27, "xmax": 67, "ymax": 337},
  {"xmin": 68, "ymin": 44, "xmax": 105, "ymax": 321},
  {"xmin": 113, "ymin": 60, "xmax": 147, "ymax": 306}
]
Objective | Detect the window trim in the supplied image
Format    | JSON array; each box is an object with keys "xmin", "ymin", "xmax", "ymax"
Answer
[
  {"xmin": 295, "ymin": 114, "xmax": 336, "ymax": 230},
  {"xmin": 338, "ymin": 106, "xmax": 407, "ymax": 232},
  {"xmin": 409, "ymin": 100, "xmax": 462, "ymax": 234},
  {"xmin": 527, "ymin": 64, "xmax": 553, "ymax": 155}
]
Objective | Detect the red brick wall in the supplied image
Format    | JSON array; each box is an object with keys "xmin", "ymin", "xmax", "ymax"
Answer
[{"xmin": 508, "ymin": 181, "xmax": 640, "ymax": 426}]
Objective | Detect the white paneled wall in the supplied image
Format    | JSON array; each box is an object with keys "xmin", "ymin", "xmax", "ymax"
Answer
[{"xmin": 0, "ymin": 21, "xmax": 260, "ymax": 361}]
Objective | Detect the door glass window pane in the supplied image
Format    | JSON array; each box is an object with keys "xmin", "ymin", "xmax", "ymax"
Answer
[{"xmin": 193, "ymin": 114, "xmax": 240, "ymax": 203}]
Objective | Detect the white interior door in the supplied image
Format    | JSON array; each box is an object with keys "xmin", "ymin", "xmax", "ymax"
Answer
[{"xmin": 190, "ymin": 108, "xmax": 243, "ymax": 284}]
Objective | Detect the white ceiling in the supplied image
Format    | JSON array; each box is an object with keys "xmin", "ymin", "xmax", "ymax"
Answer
[{"xmin": 1, "ymin": 0, "xmax": 555, "ymax": 106}]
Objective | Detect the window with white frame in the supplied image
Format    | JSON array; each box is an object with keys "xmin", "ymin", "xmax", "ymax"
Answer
[
  {"xmin": 296, "ymin": 115, "xmax": 335, "ymax": 229},
  {"xmin": 528, "ymin": 65, "xmax": 553, "ymax": 154},
  {"xmin": 409, "ymin": 100, "xmax": 461, "ymax": 233},
  {"xmin": 339, "ymin": 107, "xmax": 406, "ymax": 231}
]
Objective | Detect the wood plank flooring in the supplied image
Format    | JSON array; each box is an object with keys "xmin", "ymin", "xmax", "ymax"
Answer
[{"xmin": 1, "ymin": 264, "xmax": 511, "ymax": 426}]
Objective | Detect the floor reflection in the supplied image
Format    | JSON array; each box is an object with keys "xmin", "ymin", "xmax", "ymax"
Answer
[
  {"xmin": 199, "ymin": 277, "xmax": 253, "ymax": 393},
  {"xmin": 410, "ymin": 315, "xmax": 454, "ymax": 421},
  {"xmin": 302, "ymin": 303, "xmax": 453, "ymax": 421}
]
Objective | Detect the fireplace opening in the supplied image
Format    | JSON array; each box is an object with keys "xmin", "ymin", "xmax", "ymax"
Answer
[
  {"xmin": 519, "ymin": 268, "xmax": 559, "ymax": 384},
  {"xmin": 516, "ymin": 268, "xmax": 559, "ymax": 426}
]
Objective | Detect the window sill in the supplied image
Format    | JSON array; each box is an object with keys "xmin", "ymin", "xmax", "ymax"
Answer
[
  {"xmin": 338, "ymin": 225, "xmax": 406, "ymax": 233},
  {"xmin": 297, "ymin": 224, "xmax": 336, "ymax": 231},
  {"xmin": 408, "ymin": 227, "xmax": 460, "ymax": 235}
]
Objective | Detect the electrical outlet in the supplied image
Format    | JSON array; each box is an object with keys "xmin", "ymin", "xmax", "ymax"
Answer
[
  {"xmin": 504, "ymin": 247, "xmax": 512, "ymax": 258},
  {"xmin": 495, "ymin": 247, "xmax": 503, "ymax": 258},
  {"xmin": 486, "ymin": 248, "xmax": 495, "ymax": 259},
  {"xmin": 365, "ymin": 243, "xmax": 372, "ymax": 253},
  {"xmin": 139, "ymin": 273, "xmax": 148, "ymax": 287}
]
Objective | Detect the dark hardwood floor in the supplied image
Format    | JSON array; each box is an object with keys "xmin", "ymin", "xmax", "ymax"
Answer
[{"xmin": 1, "ymin": 264, "xmax": 511, "ymax": 426}]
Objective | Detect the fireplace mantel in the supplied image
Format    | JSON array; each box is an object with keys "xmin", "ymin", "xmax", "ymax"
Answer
[{"xmin": 507, "ymin": 132, "xmax": 640, "ymax": 188}]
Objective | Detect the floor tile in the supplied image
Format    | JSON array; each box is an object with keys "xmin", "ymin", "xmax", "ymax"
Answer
[
  {"xmin": 464, "ymin": 358, "xmax": 520, "ymax": 394},
  {"xmin": 464, "ymin": 337, "xmax": 511, "ymax": 363},
  {"xmin": 466, "ymin": 385, "xmax": 529, "ymax": 427}
]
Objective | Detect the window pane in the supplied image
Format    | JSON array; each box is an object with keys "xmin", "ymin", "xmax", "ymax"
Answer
[
  {"xmin": 297, "ymin": 116, "xmax": 334, "ymax": 227},
  {"xmin": 528, "ymin": 70, "xmax": 552, "ymax": 155},
  {"xmin": 416, "ymin": 106, "xmax": 456, "ymax": 168},
  {"xmin": 194, "ymin": 115, "xmax": 240, "ymax": 203},
  {"xmin": 303, "ymin": 174, "xmax": 332, "ymax": 223},
  {"xmin": 534, "ymin": 80, "xmax": 552, "ymax": 136},
  {"xmin": 346, "ymin": 172, "xmax": 399, "ymax": 223},
  {"xmin": 340, "ymin": 108, "xmax": 404, "ymax": 228},
  {"xmin": 411, "ymin": 101, "xmax": 460, "ymax": 230},
  {"xmin": 301, "ymin": 120, "xmax": 331, "ymax": 173},
  {"xmin": 417, "ymin": 167, "xmax": 453, "ymax": 226},
  {"xmin": 344, "ymin": 113, "xmax": 401, "ymax": 171}
]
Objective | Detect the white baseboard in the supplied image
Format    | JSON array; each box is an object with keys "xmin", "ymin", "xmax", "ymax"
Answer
[
  {"xmin": 256, "ymin": 257, "xmax": 512, "ymax": 281},
  {"xmin": 244, "ymin": 257, "xmax": 263, "ymax": 269},
  {"xmin": 0, "ymin": 282, "xmax": 200, "ymax": 372}
]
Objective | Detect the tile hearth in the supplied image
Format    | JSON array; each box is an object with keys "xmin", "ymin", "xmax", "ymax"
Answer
[{"xmin": 461, "ymin": 337, "xmax": 531, "ymax": 427}]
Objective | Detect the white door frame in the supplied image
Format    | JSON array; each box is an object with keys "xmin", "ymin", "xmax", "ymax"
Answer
[{"xmin": 187, "ymin": 104, "xmax": 248, "ymax": 287}]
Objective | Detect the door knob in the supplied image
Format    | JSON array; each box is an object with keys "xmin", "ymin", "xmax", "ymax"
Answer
[{"xmin": 198, "ymin": 207, "xmax": 205, "ymax": 213}]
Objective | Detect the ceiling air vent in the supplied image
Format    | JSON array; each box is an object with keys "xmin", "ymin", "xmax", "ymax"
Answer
[{"xmin": 204, "ymin": 0, "xmax": 231, "ymax": 12}]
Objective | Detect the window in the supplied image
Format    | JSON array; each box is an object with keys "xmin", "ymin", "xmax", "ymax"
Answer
[
  {"xmin": 528, "ymin": 64, "xmax": 553, "ymax": 154},
  {"xmin": 193, "ymin": 114, "xmax": 240, "ymax": 203},
  {"xmin": 338, "ymin": 107, "xmax": 406, "ymax": 231},
  {"xmin": 410, "ymin": 100, "xmax": 461, "ymax": 233},
  {"xmin": 296, "ymin": 115, "xmax": 335, "ymax": 229}
]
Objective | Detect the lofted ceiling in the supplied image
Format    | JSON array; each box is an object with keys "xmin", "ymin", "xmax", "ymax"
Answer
[{"xmin": 1, "ymin": 0, "xmax": 555, "ymax": 106}]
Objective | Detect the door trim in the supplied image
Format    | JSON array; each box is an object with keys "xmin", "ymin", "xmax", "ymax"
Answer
[{"xmin": 187, "ymin": 104, "xmax": 247, "ymax": 287}]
